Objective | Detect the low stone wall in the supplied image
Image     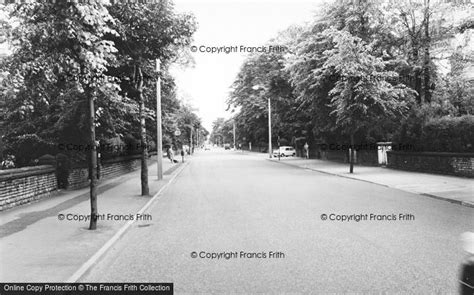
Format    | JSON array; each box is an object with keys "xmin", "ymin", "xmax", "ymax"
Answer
[
  {"xmin": 0, "ymin": 165, "xmax": 57, "ymax": 211},
  {"xmin": 67, "ymin": 153, "xmax": 156, "ymax": 189},
  {"xmin": 0, "ymin": 153, "xmax": 158, "ymax": 211},
  {"xmin": 66, "ymin": 167, "xmax": 89, "ymax": 190},
  {"xmin": 387, "ymin": 151, "xmax": 474, "ymax": 178}
]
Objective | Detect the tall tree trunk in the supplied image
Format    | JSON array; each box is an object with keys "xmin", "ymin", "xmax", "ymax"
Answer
[
  {"xmin": 422, "ymin": 0, "xmax": 431, "ymax": 103},
  {"xmin": 189, "ymin": 127, "xmax": 193, "ymax": 155},
  {"xmin": 137, "ymin": 65, "xmax": 149, "ymax": 196},
  {"xmin": 349, "ymin": 132, "xmax": 355, "ymax": 174},
  {"xmin": 410, "ymin": 41, "xmax": 423, "ymax": 104},
  {"xmin": 196, "ymin": 128, "xmax": 200, "ymax": 149},
  {"xmin": 88, "ymin": 92, "xmax": 98, "ymax": 230}
]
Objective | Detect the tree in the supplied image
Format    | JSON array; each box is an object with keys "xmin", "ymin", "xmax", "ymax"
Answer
[
  {"xmin": 289, "ymin": 0, "xmax": 412, "ymax": 146},
  {"xmin": 175, "ymin": 104, "xmax": 200, "ymax": 152},
  {"xmin": 390, "ymin": 0, "xmax": 472, "ymax": 104},
  {"xmin": 322, "ymin": 29, "xmax": 413, "ymax": 173},
  {"xmin": 227, "ymin": 26, "xmax": 310, "ymax": 151},
  {"xmin": 210, "ymin": 117, "xmax": 233, "ymax": 146},
  {"xmin": 4, "ymin": 1, "xmax": 120, "ymax": 229},
  {"xmin": 108, "ymin": 1, "xmax": 196, "ymax": 195}
]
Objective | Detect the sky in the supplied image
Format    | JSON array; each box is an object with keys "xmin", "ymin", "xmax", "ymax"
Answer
[
  {"xmin": 171, "ymin": 0, "xmax": 324, "ymax": 131},
  {"xmin": 0, "ymin": 0, "xmax": 325, "ymax": 131}
]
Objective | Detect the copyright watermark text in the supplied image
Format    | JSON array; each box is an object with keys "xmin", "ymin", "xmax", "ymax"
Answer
[
  {"xmin": 190, "ymin": 251, "xmax": 285, "ymax": 259},
  {"xmin": 191, "ymin": 45, "xmax": 288, "ymax": 54},
  {"xmin": 320, "ymin": 213, "xmax": 415, "ymax": 222},
  {"xmin": 57, "ymin": 213, "xmax": 152, "ymax": 222}
]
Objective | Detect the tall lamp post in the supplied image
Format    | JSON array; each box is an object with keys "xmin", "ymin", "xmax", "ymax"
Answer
[
  {"xmin": 233, "ymin": 120, "xmax": 236, "ymax": 149},
  {"xmin": 156, "ymin": 59, "xmax": 163, "ymax": 180},
  {"xmin": 268, "ymin": 97, "xmax": 272, "ymax": 158},
  {"xmin": 253, "ymin": 85, "xmax": 272, "ymax": 158}
]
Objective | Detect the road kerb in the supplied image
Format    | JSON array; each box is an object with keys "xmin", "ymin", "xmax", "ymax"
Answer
[
  {"xmin": 418, "ymin": 193, "xmax": 474, "ymax": 209},
  {"xmin": 66, "ymin": 161, "xmax": 189, "ymax": 283},
  {"xmin": 267, "ymin": 158, "xmax": 389, "ymax": 188}
]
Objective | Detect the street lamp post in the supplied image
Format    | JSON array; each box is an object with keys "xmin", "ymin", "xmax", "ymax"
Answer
[
  {"xmin": 233, "ymin": 121, "xmax": 236, "ymax": 149},
  {"xmin": 253, "ymin": 84, "xmax": 272, "ymax": 158},
  {"xmin": 156, "ymin": 59, "xmax": 163, "ymax": 180},
  {"xmin": 268, "ymin": 97, "xmax": 272, "ymax": 158},
  {"xmin": 277, "ymin": 135, "xmax": 280, "ymax": 161}
]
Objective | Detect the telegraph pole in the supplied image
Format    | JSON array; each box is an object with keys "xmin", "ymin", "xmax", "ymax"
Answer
[{"xmin": 156, "ymin": 59, "xmax": 163, "ymax": 180}]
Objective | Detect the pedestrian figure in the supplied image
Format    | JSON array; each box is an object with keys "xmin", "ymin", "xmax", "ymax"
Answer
[
  {"xmin": 181, "ymin": 149, "xmax": 185, "ymax": 163},
  {"xmin": 460, "ymin": 232, "xmax": 474, "ymax": 294},
  {"xmin": 304, "ymin": 142, "xmax": 309, "ymax": 159},
  {"xmin": 167, "ymin": 147, "xmax": 174, "ymax": 163}
]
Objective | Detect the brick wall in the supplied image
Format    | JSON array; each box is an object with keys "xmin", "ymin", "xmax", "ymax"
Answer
[
  {"xmin": 387, "ymin": 151, "xmax": 474, "ymax": 178},
  {"xmin": 66, "ymin": 167, "xmax": 89, "ymax": 190},
  {"xmin": 67, "ymin": 154, "xmax": 155, "ymax": 190},
  {"xmin": 101, "ymin": 156, "xmax": 142, "ymax": 179},
  {"xmin": 0, "ymin": 165, "xmax": 57, "ymax": 211},
  {"xmin": 0, "ymin": 153, "xmax": 157, "ymax": 211}
]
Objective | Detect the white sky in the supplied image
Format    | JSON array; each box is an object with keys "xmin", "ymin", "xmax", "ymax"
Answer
[{"xmin": 171, "ymin": 0, "xmax": 324, "ymax": 131}]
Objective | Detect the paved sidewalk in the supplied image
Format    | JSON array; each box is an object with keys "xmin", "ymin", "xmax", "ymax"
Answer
[
  {"xmin": 0, "ymin": 156, "xmax": 186, "ymax": 282},
  {"xmin": 264, "ymin": 156, "xmax": 473, "ymax": 208}
]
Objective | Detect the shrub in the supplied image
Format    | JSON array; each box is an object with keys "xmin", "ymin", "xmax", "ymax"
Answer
[
  {"xmin": 4, "ymin": 134, "xmax": 54, "ymax": 167},
  {"xmin": 422, "ymin": 115, "xmax": 474, "ymax": 153},
  {"xmin": 146, "ymin": 138, "xmax": 156, "ymax": 153},
  {"xmin": 37, "ymin": 154, "xmax": 56, "ymax": 166},
  {"xmin": 394, "ymin": 113, "xmax": 474, "ymax": 153},
  {"xmin": 100, "ymin": 136, "xmax": 126, "ymax": 159},
  {"xmin": 122, "ymin": 134, "xmax": 140, "ymax": 155},
  {"xmin": 56, "ymin": 153, "xmax": 70, "ymax": 189},
  {"xmin": 1, "ymin": 155, "xmax": 16, "ymax": 169}
]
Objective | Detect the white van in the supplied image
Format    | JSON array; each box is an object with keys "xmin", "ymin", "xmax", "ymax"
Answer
[{"xmin": 272, "ymin": 146, "xmax": 296, "ymax": 157}]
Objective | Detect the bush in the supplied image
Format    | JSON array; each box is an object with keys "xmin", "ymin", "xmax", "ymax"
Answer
[
  {"xmin": 56, "ymin": 153, "xmax": 70, "ymax": 189},
  {"xmin": 1, "ymin": 155, "xmax": 16, "ymax": 169},
  {"xmin": 422, "ymin": 115, "xmax": 474, "ymax": 153},
  {"xmin": 279, "ymin": 138, "xmax": 290, "ymax": 146},
  {"xmin": 146, "ymin": 136, "xmax": 156, "ymax": 152},
  {"xmin": 394, "ymin": 113, "xmax": 474, "ymax": 153},
  {"xmin": 37, "ymin": 154, "xmax": 56, "ymax": 166},
  {"xmin": 122, "ymin": 134, "xmax": 140, "ymax": 155},
  {"xmin": 101, "ymin": 136, "xmax": 126, "ymax": 159},
  {"xmin": 4, "ymin": 134, "xmax": 54, "ymax": 167}
]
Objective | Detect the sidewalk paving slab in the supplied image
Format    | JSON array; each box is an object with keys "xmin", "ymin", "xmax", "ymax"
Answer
[
  {"xmin": 0, "ymin": 157, "xmax": 186, "ymax": 282},
  {"xmin": 264, "ymin": 156, "xmax": 473, "ymax": 208},
  {"xmin": 238, "ymin": 151, "xmax": 472, "ymax": 208}
]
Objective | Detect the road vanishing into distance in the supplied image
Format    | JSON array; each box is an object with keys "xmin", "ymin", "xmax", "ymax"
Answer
[{"xmin": 80, "ymin": 149, "xmax": 473, "ymax": 294}]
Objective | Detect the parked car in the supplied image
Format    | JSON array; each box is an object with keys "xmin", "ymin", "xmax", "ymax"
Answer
[
  {"xmin": 224, "ymin": 144, "xmax": 231, "ymax": 150},
  {"xmin": 273, "ymin": 146, "xmax": 296, "ymax": 157}
]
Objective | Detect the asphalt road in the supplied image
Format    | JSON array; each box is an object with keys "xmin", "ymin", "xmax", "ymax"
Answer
[{"xmin": 80, "ymin": 149, "xmax": 473, "ymax": 294}]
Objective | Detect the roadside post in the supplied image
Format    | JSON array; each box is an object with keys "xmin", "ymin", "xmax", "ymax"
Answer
[{"xmin": 278, "ymin": 136, "xmax": 281, "ymax": 161}]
